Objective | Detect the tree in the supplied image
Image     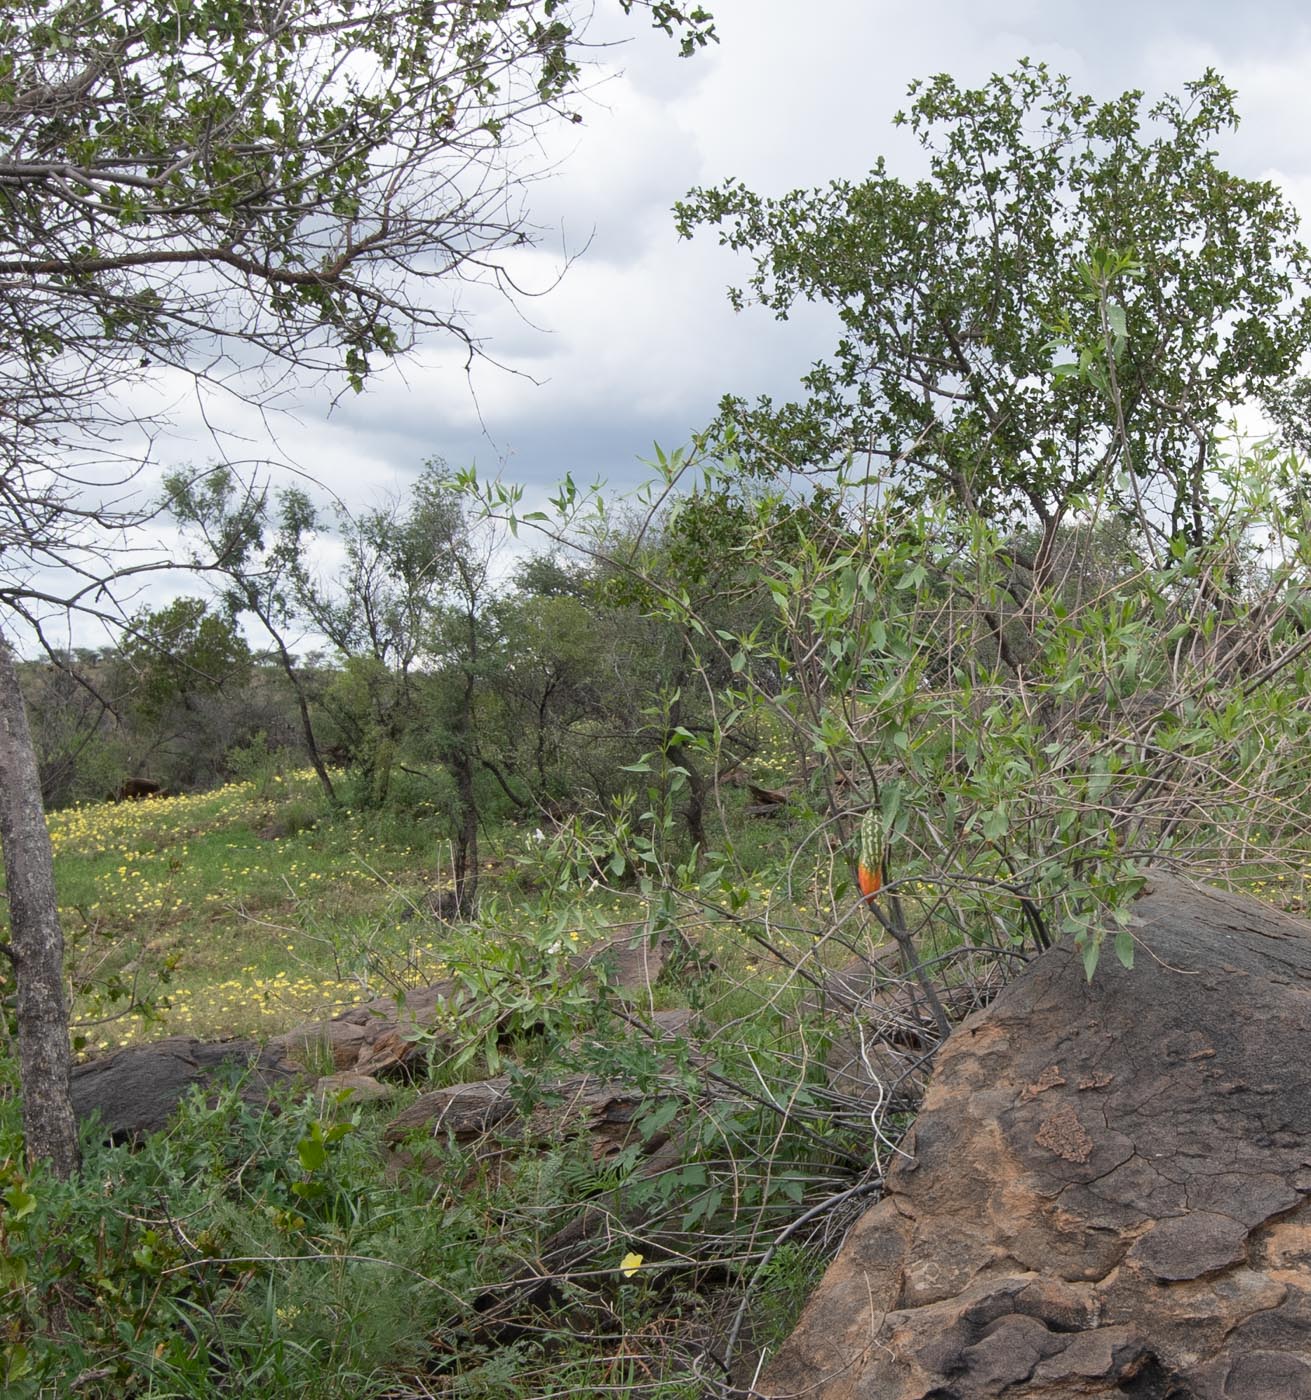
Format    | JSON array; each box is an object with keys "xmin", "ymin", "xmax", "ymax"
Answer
[
  {"xmin": 117, "ymin": 597, "xmax": 251, "ymax": 724},
  {"xmin": 675, "ymin": 64, "xmax": 1311, "ymax": 561},
  {"xmin": 0, "ymin": 0, "xmax": 715, "ymax": 1177},
  {"xmin": 0, "ymin": 644, "xmax": 79, "ymax": 1177},
  {"xmin": 291, "ymin": 466, "xmax": 499, "ymax": 910},
  {"xmin": 109, "ymin": 596, "xmax": 254, "ymax": 786},
  {"xmin": 167, "ymin": 467, "xmax": 344, "ymax": 806},
  {"xmin": 663, "ymin": 67, "xmax": 1311, "ymax": 980}
]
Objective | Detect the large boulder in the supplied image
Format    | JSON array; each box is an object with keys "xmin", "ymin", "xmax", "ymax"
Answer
[
  {"xmin": 71, "ymin": 1037, "xmax": 297, "ymax": 1141},
  {"xmin": 760, "ymin": 876, "xmax": 1311, "ymax": 1399}
]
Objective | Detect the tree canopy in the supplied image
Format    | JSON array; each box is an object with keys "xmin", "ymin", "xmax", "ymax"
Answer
[
  {"xmin": 1, "ymin": 0, "xmax": 714, "ymax": 605},
  {"xmin": 676, "ymin": 63, "xmax": 1311, "ymax": 548},
  {"xmin": 0, "ymin": 0, "xmax": 715, "ymax": 1177}
]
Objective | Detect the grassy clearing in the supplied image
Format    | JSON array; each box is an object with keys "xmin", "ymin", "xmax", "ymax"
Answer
[
  {"xmin": 14, "ymin": 772, "xmax": 1307, "ymax": 1060},
  {"xmin": 4, "ymin": 777, "xmax": 868, "ymax": 1399},
  {"xmin": 35, "ymin": 774, "xmax": 808, "ymax": 1052},
  {"xmin": 43, "ymin": 775, "xmax": 439, "ymax": 1047}
]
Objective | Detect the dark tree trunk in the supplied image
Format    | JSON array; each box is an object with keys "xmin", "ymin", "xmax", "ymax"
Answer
[
  {"xmin": 669, "ymin": 663, "xmax": 707, "ymax": 861},
  {"xmin": 254, "ymin": 600, "xmax": 339, "ymax": 808},
  {"xmin": 684, "ymin": 752, "xmax": 708, "ymax": 856},
  {"xmin": 0, "ymin": 639, "xmax": 80, "ymax": 1178},
  {"xmin": 450, "ymin": 585, "xmax": 482, "ymax": 917},
  {"xmin": 453, "ymin": 742, "xmax": 479, "ymax": 916},
  {"xmin": 450, "ymin": 656, "xmax": 480, "ymax": 914}
]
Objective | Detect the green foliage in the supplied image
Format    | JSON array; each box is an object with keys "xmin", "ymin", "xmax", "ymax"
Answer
[
  {"xmin": 2, "ymin": 0, "xmax": 715, "ymax": 469},
  {"xmin": 676, "ymin": 64, "xmax": 1311, "ymax": 536},
  {"xmin": 428, "ymin": 914, "xmax": 609, "ymax": 1075},
  {"xmin": 224, "ymin": 730, "xmax": 291, "ymax": 796},
  {"xmin": 16, "ymin": 56, "xmax": 1311, "ymax": 1389},
  {"xmin": 0, "ymin": 1076, "xmax": 446, "ymax": 1398},
  {"xmin": 118, "ymin": 598, "xmax": 251, "ymax": 724}
]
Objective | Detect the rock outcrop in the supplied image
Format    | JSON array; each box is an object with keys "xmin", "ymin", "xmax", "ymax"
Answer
[
  {"xmin": 760, "ymin": 876, "xmax": 1311, "ymax": 1399},
  {"xmin": 275, "ymin": 924, "xmax": 671, "ymax": 1077},
  {"xmin": 70, "ymin": 1037, "xmax": 297, "ymax": 1141}
]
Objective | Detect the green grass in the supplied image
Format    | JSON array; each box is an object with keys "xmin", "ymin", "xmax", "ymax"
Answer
[
  {"xmin": 2, "ymin": 769, "xmax": 849, "ymax": 1397},
  {"xmin": 25, "ymin": 773, "xmax": 1311, "ymax": 1061},
  {"xmin": 22, "ymin": 759, "xmax": 1311, "ymax": 1396},
  {"xmin": 39, "ymin": 776, "xmax": 448, "ymax": 1047},
  {"xmin": 35, "ymin": 774, "xmax": 794, "ymax": 1052}
]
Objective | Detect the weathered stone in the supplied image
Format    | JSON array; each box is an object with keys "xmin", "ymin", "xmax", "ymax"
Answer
[
  {"xmin": 71, "ymin": 1036, "xmax": 296, "ymax": 1141},
  {"xmin": 1131, "ymin": 1210, "xmax": 1249, "ymax": 1280},
  {"xmin": 384, "ymin": 1072, "xmax": 648, "ymax": 1180},
  {"xmin": 70, "ymin": 928, "xmax": 676, "ymax": 1141},
  {"xmin": 759, "ymin": 877, "xmax": 1311, "ymax": 1398},
  {"xmin": 274, "ymin": 926, "xmax": 673, "ymax": 1077},
  {"xmin": 274, "ymin": 980, "xmax": 457, "ymax": 1076},
  {"xmin": 383, "ymin": 1007, "xmax": 696, "ymax": 1182},
  {"xmin": 315, "ymin": 1071, "xmax": 393, "ymax": 1105}
]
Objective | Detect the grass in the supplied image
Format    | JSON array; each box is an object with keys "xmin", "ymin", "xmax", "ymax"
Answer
[
  {"xmin": 15, "ymin": 773, "xmax": 1308, "ymax": 1061},
  {"xmin": 5, "ymin": 779, "xmax": 847, "ymax": 1396},
  {"xmin": 29, "ymin": 773, "xmax": 810, "ymax": 1053},
  {"xmin": 40, "ymin": 776, "xmax": 447, "ymax": 1048},
  {"xmin": 10, "ymin": 764, "xmax": 1309, "ymax": 1396}
]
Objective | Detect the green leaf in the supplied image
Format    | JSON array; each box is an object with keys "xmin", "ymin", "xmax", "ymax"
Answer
[
  {"xmin": 3, "ymin": 1185, "xmax": 36, "ymax": 1220},
  {"xmin": 5, "ymin": 1343, "xmax": 31, "ymax": 1384},
  {"xmin": 296, "ymin": 1134, "xmax": 327, "ymax": 1173},
  {"xmin": 1081, "ymin": 940, "xmax": 1101, "ymax": 981},
  {"xmin": 639, "ymin": 1099, "xmax": 680, "ymax": 1140},
  {"xmin": 1114, "ymin": 927, "xmax": 1135, "ymax": 969}
]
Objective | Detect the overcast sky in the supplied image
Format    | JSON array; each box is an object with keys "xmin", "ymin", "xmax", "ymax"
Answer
[
  {"xmin": 31, "ymin": 0, "xmax": 1311, "ymax": 644},
  {"xmin": 122, "ymin": 0, "xmax": 1311, "ymax": 521}
]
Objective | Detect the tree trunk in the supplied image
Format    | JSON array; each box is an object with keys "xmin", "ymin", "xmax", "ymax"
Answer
[
  {"xmin": 451, "ymin": 668, "xmax": 479, "ymax": 916},
  {"xmin": 453, "ymin": 745, "xmax": 479, "ymax": 916},
  {"xmin": 0, "ymin": 639, "xmax": 80, "ymax": 1178},
  {"xmin": 669, "ymin": 663, "xmax": 707, "ymax": 862},
  {"xmin": 250, "ymin": 596, "xmax": 339, "ymax": 808},
  {"xmin": 451, "ymin": 595, "xmax": 481, "ymax": 916}
]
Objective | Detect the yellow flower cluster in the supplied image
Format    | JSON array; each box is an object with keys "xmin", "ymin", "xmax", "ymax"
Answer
[
  {"xmin": 48, "ymin": 780, "xmax": 265, "ymax": 857},
  {"xmin": 91, "ymin": 970, "xmax": 362, "ymax": 1052}
]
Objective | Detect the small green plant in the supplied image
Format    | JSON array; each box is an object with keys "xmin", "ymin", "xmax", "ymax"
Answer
[
  {"xmin": 225, "ymin": 731, "xmax": 288, "ymax": 797},
  {"xmin": 427, "ymin": 913, "xmax": 609, "ymax": 1074}
]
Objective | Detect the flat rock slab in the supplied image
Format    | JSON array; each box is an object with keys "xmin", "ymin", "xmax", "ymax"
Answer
[
  {"xmin": 70, "ymin": 1037, "xmax": 297, "ymax": 1141},
  {"xmin": 274, "ymin": 927, "xmax": 671, "ymax": 1076},
  {"xmin": 761, "ymin": 876, "xmax": 1311, "ymax": 1399}
]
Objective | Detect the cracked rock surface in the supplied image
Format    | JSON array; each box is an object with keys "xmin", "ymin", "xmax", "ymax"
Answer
[{"xmin": 759, "ymin": 876, "xmax": 1311, "ymax": 1399}]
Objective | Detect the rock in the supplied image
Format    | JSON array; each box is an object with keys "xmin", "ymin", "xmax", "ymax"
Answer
[
  {"xmin": 382, "ymin": 1007, "xmax": 710, "ymax": 1335},
  {"xmin": 274, "ymin": 980, "xmax": 458, "ymax": 1077},
  {"xmin": 71, "ymin": 1036, "xmax": 297, "ymax": 1142},
  {"xmin": 112, "ymin": 777, "xmax": 162, "ymax": 802},
  {"xmin": 70, "ymin": 928, "xmax": 680, "ymax": 1140},
  {"xmin": 274, "ymin": 926, "xmax": 673, "ymax": 1078},
  {"xmin": 759, "ymin": 876, "xmax": 1311, "ymax": 1399},
  {"xmin": 746, "ymin": 782, "xmax": 789, "ymax": 807},
  {"xmin": 384, "ymin": 1072, "xmax": 650, "ymax": 1183},
  {"xmin": 809, "ymin": 948, "xmax": 1022, "ymax": 1124},
  {"xmin": 315, "ymin": 1072, "xmax": 393, "ymax": 1105},
  {"xmin": 383, "ymin": 1007, "xmax": 695, "ymax": 1183}
]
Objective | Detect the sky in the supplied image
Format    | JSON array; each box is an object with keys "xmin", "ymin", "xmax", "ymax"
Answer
[
  {"xmin": 123, "ymin": 1, "xmax": 1311, "ymax": 516},
  {"xmin": 25, "ymin": 0, "xmax": 1311, "ymax": 641}
]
